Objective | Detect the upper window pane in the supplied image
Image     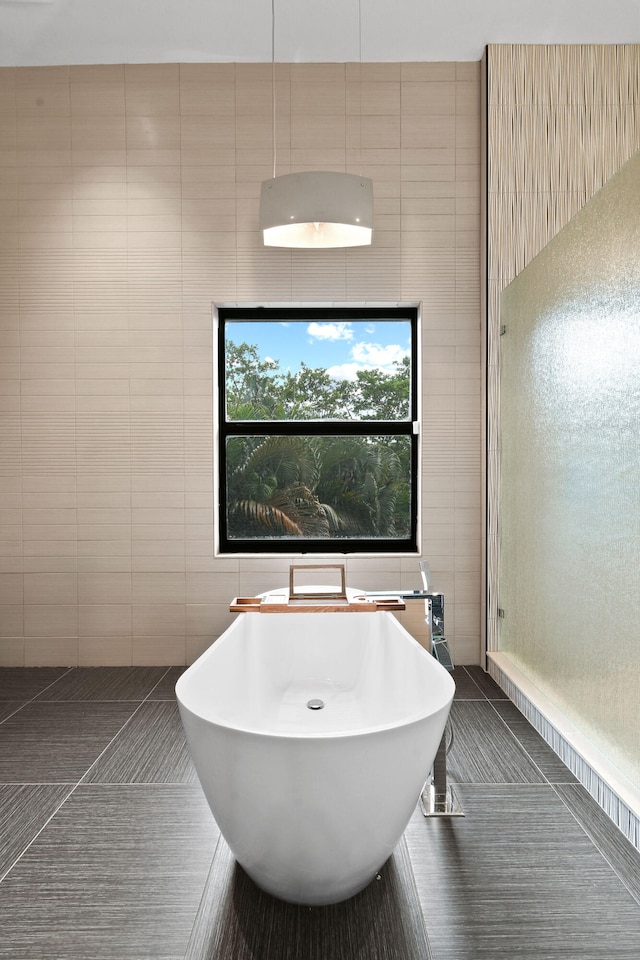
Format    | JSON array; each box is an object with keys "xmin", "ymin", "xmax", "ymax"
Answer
[{"xmin": 224, "ymin": 317, "xmax": 412, "ymax": 422}]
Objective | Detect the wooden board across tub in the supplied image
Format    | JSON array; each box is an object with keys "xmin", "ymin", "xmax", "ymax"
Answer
[
  {"xmin": 229, "ymin": 594, "xmax": 406, "ymax": 613},
  {"xmin": 230, "ymin": 564, "xmax": 405, "ymax": 613}
]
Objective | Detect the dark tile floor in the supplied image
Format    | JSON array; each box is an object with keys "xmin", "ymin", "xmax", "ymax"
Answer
[{"xmin": 0, "ymin": 665, "xmax": 638, "ymax": 959}]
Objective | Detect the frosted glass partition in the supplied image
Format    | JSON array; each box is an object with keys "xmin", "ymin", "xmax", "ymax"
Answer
[{"xmin": 499, "ymin": 150, "xmax": 640, "ymax": 791}]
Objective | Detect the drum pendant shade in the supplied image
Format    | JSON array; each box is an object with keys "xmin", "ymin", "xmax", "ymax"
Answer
[{"xmin": 260, "ymin": 171, "xmax": 373, "ymax": 248}]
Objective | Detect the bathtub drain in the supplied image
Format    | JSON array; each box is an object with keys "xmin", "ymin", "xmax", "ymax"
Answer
[{"xmin": 307, "ymin": 698, "xmax": 325, "ymax": 710}]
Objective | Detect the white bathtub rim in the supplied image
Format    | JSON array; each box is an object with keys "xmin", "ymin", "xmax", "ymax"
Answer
[
  {"xmin": 175, "ymin": 613, "xmax": 454, "ymax": 741},
  {"xmin": 177, "ymin": 694, "xmax": 453, "ymax": 745}
]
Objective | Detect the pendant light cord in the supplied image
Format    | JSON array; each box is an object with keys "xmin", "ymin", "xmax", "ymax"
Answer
[
  {"xmin": 271, "ymin": 0, "xmax": 277, "ymax": 179},
  {"xmin": 358, "ymin": 0, "xmax": 363, "ymax": 177}
]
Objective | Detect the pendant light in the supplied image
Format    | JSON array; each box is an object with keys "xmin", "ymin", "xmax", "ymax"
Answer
[{"xmin": 259, "ymin": 0, "xmax": 373, "ymax": 249}]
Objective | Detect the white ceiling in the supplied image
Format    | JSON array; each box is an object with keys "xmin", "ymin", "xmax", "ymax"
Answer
[{"xmin": 2, "ymin": 0, "xmax": 640, "ymax": 67}]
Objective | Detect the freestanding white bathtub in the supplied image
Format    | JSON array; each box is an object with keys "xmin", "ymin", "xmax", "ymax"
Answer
[{"xmin": 176, "ymin": 603, "xmax": 454, "ymax": 906}]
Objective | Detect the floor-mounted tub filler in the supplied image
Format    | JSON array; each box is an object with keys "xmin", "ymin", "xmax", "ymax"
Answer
[{"xmin": 176, "ymin": 578, "xmax": 454, "ymax": 906}]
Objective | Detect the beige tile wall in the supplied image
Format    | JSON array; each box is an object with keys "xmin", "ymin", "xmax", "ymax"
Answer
[{"xmin": 0, "ymin": 61, "xmax": 482, "ymax": 667}]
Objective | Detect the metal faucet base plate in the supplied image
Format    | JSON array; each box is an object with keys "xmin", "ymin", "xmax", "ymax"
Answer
[{"xmin": 420, "ymin": 783, "xmax": 465, "ymax": 818}]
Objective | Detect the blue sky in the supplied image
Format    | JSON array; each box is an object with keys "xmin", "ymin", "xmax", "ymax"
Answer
[{"xmin": 225, "ymin": 319, "xmax": 411, "ymax": 381}]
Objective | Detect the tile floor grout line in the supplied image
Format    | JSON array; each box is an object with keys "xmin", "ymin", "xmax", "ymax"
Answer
[
  {"xmin": 0, "ymin": 702, "xmax": 31, "ymax": 725},
  {"xmin": 443, "ymin": 779, "xmax": 571, "ymax": 789},
  {"xmin": 484, "ymin": 697, "xmax": 555, "ymax": 787},
  {"xmin": 457, "ymin": 665, "xmax": 490, "ymax": 700},
  {"xmin": 0, "ymin": 780, "xmax": 78, "ymax": 786},
  {"xmin": 182, "ymin": 832, "xmax": 225, "ymax": 960},
  {"xmin": 30, "ymin": 667, "xmax": 75, "ymax": 699},
  {"xmin": 145, "ymin": 665, "xmax": 175, "ymax": 702},
  {"xmin": 0, "ymin": 666, "xmax": 75, "ymax": 722},
  {"xmin": 398, "ymin": 832, "xmax": 436, "ymax": 960},
  {"xmin": 0, "ymin": 782, "xmax": 77, "ymax": 884},
  {"xmin": 77, "ymin": 701, "xmax": 148, "ymax": 785},
  {"xmin": 76, "ymin": 781, "xmax": 204, "ymax": 788},
  {"xmin": 31, "ymin": 666, "xmax": 174, "ymax": 704},
  {"xmin": 550, "ymin": 781, "xmax": 640, "ymax": 909}
]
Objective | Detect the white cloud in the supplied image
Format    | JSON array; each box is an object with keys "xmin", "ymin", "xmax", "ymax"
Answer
[
  {"xmin": 326, "ymin": 362, "xmax": 366, "ymax": 381},
  {"xmin": 326, "ymin": 342, "xmax": 409, "ymax": 381},
  {"xmin": 352, "ymin": 341, "xmax": 409, "ymax": 368},
  {"xmin": 307, "ymin": 321, "xmax": 354, "ymax": 342}
]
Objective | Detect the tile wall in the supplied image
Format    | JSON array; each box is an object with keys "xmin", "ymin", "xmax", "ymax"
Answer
[{"xmin": 0, "ymin": 61, "xmax": 482, "ymax": 666}]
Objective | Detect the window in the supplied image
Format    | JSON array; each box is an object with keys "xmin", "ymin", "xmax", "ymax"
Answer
[{"xmin": 214, "ymin": 303, "xmax": 420, "ymax": 555}]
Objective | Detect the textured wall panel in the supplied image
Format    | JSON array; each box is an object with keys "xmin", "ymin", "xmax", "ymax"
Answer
[
  {"xmin": 486, "ymin": 44, "xmax": 640, "ymax": 841},
  {"xmin": 486, "ymin": 44, "xmax": 640, "ymax": 652}
]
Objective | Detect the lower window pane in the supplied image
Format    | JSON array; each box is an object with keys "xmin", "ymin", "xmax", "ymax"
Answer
[{"xmin": 224, "ymin": 434, "xmax": 413, "ymax": 541}]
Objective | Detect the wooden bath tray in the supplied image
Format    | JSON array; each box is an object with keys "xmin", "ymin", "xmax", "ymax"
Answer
[
  {"xmin": 230, "ymin": 564, "xmax": 405, "ymax": 613},
  {"xmin": 229, "ymin": 594, "xmax": 406, "ymax": 613}
]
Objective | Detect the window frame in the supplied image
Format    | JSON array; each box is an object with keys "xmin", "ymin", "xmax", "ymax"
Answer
[{"xmin": 213, "ymin": 302, "xmax": 421, "ymax": 556}]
